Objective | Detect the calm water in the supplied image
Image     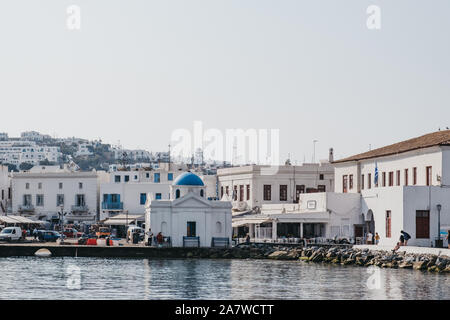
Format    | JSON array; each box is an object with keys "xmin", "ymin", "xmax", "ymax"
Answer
[{"xmin": 0, "ymin": 257, "xmax": 448, "ymax": 300}]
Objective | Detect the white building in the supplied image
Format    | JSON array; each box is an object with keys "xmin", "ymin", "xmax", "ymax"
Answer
[
  {"xmin": 145, "ymin": 172, "xmax": 232, "ymax": 247},
  {"xmin": 11, "ymin": 165, "xmax": 108, "ymax": 223},
  {"xmin": 332, "ymin": 130, "xmax": 450, "ymax": 247},
  {"xmin": 0, "ymin": 133, "xmax": 8, "ymax": 141},
  {"xmin": 75, "ymin": 143, "xmax": 94, "ymax": 157},
  {"xmin": 232, "ymin": 192, "xmax": 361, "ymax": 241},
  {"xmin": 20, "ymin": 131, "xmax": 51, "ymax": 141},
  {"xmin": 0, "ymin": 165, "xmax": 10, "ymax": 214},
  {"xmin": 0, "ymin": 141, "xmax": 61, "ymax": 166},
  {"xmin": 217, "ymin": 160, "xmax": 334, "ymax": 212},
  {"xmin": 99, "ymin": 163, "xmax": 188, "ymax": 221}
]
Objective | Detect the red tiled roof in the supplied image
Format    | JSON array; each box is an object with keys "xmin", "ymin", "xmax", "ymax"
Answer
[{"xmin": 333, "ymin": 130, "xmax": 450, "ymax": 163}]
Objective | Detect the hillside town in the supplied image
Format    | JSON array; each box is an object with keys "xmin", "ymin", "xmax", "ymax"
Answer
[{"xmin": 0, "ymin": 129, "xmax": 449, "ymax": 251}]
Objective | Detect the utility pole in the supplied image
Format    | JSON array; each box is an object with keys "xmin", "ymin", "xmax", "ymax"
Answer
[{"xmin": 312, "ymin": 140, "xmax": 318, "ymax": 163}]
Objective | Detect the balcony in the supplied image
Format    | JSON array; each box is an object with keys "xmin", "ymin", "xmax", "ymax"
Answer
[
  {"xmin": 71, "ymin": 205, "xmax": 89, "ymax": 213},
  {"xmin": 18, "ymin": 204, "xmax": 35, "ymax": 212},
  {"xmin": 101, "ymin": 202, "xmax": 124, "ymax": 210}
]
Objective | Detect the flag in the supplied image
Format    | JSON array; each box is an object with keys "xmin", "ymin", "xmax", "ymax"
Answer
[{"xmin": 374, "ymin": 161, "xmax": 379, "ymax": 186}]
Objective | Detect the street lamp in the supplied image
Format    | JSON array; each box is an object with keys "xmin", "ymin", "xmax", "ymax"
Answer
[
  {"xmin": 437, "ymin": 204, "xmax": 442, "ymax": 246},
  {"xmin": 59, "ymin": 205, "xmax": 65, "ymax": 244}
]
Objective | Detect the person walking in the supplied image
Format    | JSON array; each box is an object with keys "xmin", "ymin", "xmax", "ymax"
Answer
[
  {"xmin": 245, "ymin": 234, "xmax": 250, "ymax": 244},
  {"xmin": 401, "ymin": 230, "xmax": 411, "ymax": 246},
  {"xmin": 399, "ymin": 234, "xmax": 405, "ymax": 246},
  {"xmin": 375, "ymin": 232, "xmax": 380, "ymax": 245}
]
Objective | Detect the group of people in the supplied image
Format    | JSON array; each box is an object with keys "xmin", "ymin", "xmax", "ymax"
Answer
[
  {"xmin": 366, "ymin": 230, "xmax": 411, "ymax": 250},
  {"xmin": 146, "ymin": 229, "xmax": 164, "ymax": 247}
]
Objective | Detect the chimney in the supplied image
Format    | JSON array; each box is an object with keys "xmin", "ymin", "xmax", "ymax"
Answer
[{"xmin": 329, "ymin": 148, "xmax": 334, "ymax": 163}]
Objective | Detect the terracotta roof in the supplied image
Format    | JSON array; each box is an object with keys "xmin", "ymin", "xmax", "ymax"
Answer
[{"xmin": 333, "ymin": 130, "xmax": 450, "ymax": 163}]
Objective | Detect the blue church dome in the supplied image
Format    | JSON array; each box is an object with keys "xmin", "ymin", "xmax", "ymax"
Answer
[{"xmin": 173, "ymin": 172, "xmax": 204, "ymax": 186}]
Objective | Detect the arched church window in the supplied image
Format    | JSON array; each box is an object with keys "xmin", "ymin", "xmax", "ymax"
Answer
[
  {"xmin": 176, "ymin": 189, "xmax": 180, "ymax": 199},
  {"xmin": 200, "ymin": 189, "xmax": 204, "ymax": 197},
  {"xmin": 216, "ymin": 221, "xmax": 222, "ymax": 233}
]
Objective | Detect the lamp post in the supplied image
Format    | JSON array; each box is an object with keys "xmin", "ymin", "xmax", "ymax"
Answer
[
  {"xmin": 59, "ymin": 205, "xmax": 65, "ymax": 244},
  {"xmin": 437, "ymin": 204, "xmax": 442, "ymax": 246}
]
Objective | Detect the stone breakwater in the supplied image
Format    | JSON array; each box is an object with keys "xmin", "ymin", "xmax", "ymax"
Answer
[{"xmin": 262, "ymin": 245, "xmax": 450, "ymax": 273}]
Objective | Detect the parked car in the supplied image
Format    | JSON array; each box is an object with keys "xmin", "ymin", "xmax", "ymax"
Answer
[
  {"xmin": 38, "ymin": 230, "xmax": 64, "ymax": 242},
  {"xmin": 96, "ymin": 227, "xmax": 111, "ymax": 238},
  {"xmin": 0, "ymin": 227, "xmax": 23, "ymax": 242},
  {"xmin": 63, "ymin": 228, "xmax": 83, "ymax": 238},
  {"xmin": 127, "ymin": 226, "xmax": 145, "ymax": 242}
]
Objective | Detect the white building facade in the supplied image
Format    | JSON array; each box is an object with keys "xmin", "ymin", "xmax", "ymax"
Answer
[
  {"xmin": 0, "ymin": 165, "xmax": 10, "ymax": 214},
  {"xmin": 145, "ymin": 172, "xmax": 232, "ymax": 247},
  {"xmin": 217, "ymin": 162, "xmax": 334, "ymax": 212},
  {"xmin": 333, "ymin": 130, "xmax": 450, "ymax": 247},
  {"xmin": 11, "ymin": 166, "xmax": 107, "ymax": 223}
]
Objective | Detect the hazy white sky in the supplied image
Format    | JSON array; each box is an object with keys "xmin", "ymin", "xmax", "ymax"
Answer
[{"xmin": 0, "ymin": 0, "xmax": 449, "ymax": 163}]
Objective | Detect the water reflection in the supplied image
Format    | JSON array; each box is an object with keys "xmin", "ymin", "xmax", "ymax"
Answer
[{"xmin": 0, "ymin": 257, "xmax": 447, "ymax": 300}]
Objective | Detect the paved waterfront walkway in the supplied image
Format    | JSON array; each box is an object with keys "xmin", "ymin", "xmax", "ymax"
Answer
[{"xmin": 354, "ymin": 245, "xmax": 450, "ymax": 256}]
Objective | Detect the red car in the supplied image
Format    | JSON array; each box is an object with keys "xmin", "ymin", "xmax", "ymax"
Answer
[{"xmin": 63, "ymin": 228, "xmax": 83, "ymax": 238}]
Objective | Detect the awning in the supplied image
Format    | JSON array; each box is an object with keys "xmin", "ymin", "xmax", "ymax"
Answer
[
  {"xmin": 0, "ymin": 215, "xmax": 44, "ymax": 224},
  {"xmin": 103, "ymin": 219, "xmax": 140, "ymax": 226},
  {"xmin": 232, "ymin": 218, "xmax": 272, "ymax": 228}
]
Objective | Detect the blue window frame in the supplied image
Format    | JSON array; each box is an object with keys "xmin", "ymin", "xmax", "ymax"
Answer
[
  {"xmin": 155, "ymin": 193, "xmax": 162, "ymax": 200},
  {"xmin": 168, "ymin": 173, "xmax": 173, "ymax": 181},
  {"xmin": 114, "ymin": 175, "xmax": 121, "ymax": 183},
  {"xmin": 154, "ymin": 173, "xmax": 160, "ymax": 183},
  {"xmin": 140, "ymin": 193, "xmax": 147, "ymax": 205}
]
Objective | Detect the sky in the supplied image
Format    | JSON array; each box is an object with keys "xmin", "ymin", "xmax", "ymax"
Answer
[{"xmin": 0, "ymin": 0, "xmax": 449, "ymax": 164}]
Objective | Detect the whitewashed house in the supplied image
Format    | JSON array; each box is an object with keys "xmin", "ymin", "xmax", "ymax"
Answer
[
  {"xmin": 0, "ymin": 165, "xmax": 11, "ymax": 214},
  {"xmin": 333, "ymin": 130, "xmax": 450, "ymax": 247},
  {"xmin": 11, "ymin": 165, "xmax": 108, "ymax": 223},
  {"xmin": 145, "ymin": 172, "xmax": 232, "ymax": 247},
  {"xmin": 217, "ymin": 159, "xmax": 334, "ymax": 212}
]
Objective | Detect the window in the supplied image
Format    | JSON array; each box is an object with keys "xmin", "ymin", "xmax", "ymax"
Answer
[
  {"xmin": 263, "ymin": 185, "xmax": 272, "ymax": 201},
  {"xmin": 239, "ymin": 185, "xmax": 244, "ymax": 201},
  {"xmin": 146, "ymin": 173, "xmax": 150, "ymax": 179},
  {"xmin": 154, "ymin": 173, "xmax": 160, "ymax": 183},
  {"xmin": 76, "ymin": 194, "xmax": 85, "ymax": 207},
  {"xmin": 382, "ymin": 172, "xmax": 386, "ymax": 187},
  {"xmin": 318, "ymin": 185, "xmax": 326, "ymax": 192},
  {"xmin": 59, "ymin": 182, "xmax": 63, "ymax": 189},
  {"xmin": 57, "ymin": 194, "xmax": 64, "ymax": 206},
  {"xmin": 155, "ymin": 193, "xmax": 162, "ymax": 200},
  {"xmin": 38, "ymin": 183, "xmax": 42, "ymax": 189},
  {"xmin": 416, "ymin": 210, "xmax": 430, "ymax": 238},
  {"xmin": 342, "ymin": 175, "xmax": 348, "ymax": 193},
  {"xmin": 140, "ymin": 193, "xmax": 147, "ymax": 205},
  {"xmin": 388, "ymin": 172, "xmax": 394, "ymax": 187},
  {"xmin": 115, "ymin": 175, "xmax": 121, "ymax": 183},
  {"xmin": 413, "ymin": 167, "xmax": 417, "ymax": 185},
  {"xmin": 319, "ymin": 174, "xmax": 324, "ymax": 180},
  {"xmin": 279, "ymin": 185, "xmax": 288, "ymax": 201},
  {"xmin": 25, "ymin": 183, "xmax": 30, "ymax": 190},
  {"xmin": 221, "ymin": 186, "xmax": 224, "ymax": 198},
  {"xmin": 124, "ymin": 175, "xmax": 129, "ymax": 182},
  {"xmin": 426, "ymin": 166, "xmax": 432, "ymax": 186},
  {"xmin": 23, "ymin": 194, "xmax": 32, "ymax": 206},
  {"xmin": 396, "ymin": 170, "xmax": 401, "ymax": 186},
  {"xmin": 187, "ymin": 221, "xmax": 196, "ymax": 237},
  {"xmin": 175, "ymin": 189, "xmax": 181, "ymax": 199},
  {"xmin": 168, "ymin": 173, "xmax": 173, "ymax": 181},
  {"xmin": 79, "ymin": 182, "xmax": 83, "ymax": 189},
  {"xmin": 385, "ymin": 211, "xmax": 391, "ymax": 238},
  {"xmin": 225, "ymin": 186, "xmax": 229, "ymax": 196},
  {"xmin": 36, "ymin": 195, "xmax": 44, "ymax": 207},
  {"xmin": 246, "ymin": 185, "xmax": 250, "ymax": 201},
  {"xmin": 134, "ymin": 175, "xmax": 138, "ymax": 180},
  {"xmin": 404, "ymin": 169, "xmax": 409, "ymax": 186},
  {"xmin": 368, "ymin": 173, "xmax": 372, "ymax": 189},
  {"xmin": 233, "ymin": 186, "xmax": 238, "ymax": 201},
  {"xmin": 349, "ymin": 175, "xmax": 353, "ymax": 189},
  {"xmin": 361, "ymin": 174, "xmax": 365, "ymax": 190}
]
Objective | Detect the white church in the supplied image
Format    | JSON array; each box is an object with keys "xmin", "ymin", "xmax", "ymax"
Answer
[{"xmin": 145, "ymin": 172, "xmax": 233, "ymax": 247}]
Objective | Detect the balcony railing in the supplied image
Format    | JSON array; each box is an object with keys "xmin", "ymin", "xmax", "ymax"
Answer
[
  {"xmin": 71, "ymin": 205, "xmax": 89, "ymax": 213},
  {"xmin": 101, "ymin": 202, "xmax": 124, "ymax": 210},
  {"xmin": 19, "ymin": 204, "xmax": 35, "ymax": 212}
]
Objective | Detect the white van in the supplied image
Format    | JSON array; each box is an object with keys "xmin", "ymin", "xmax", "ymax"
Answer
[{"xmin": 0, "ymin": 227, "xmax": 23, "ymax": 241}]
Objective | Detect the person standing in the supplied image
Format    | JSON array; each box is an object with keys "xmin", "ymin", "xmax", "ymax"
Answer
[
  {"xmin": 374, "ymin": 232, "xmax": 380, "ymax": 245},
  {"xmin": 147, "ymin": 229, "xmax": 153, "ymax": 246},
  {"xmin": 156, "ymin": 232, "xmax": 163, "ymax": 247},
  {"xmin": 366, "ymin": 231, "xmax": 373, "ymax": 244},
  {"xmin": 401, "ymin": 230, "xmax": 411, "ymax": 246}
]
